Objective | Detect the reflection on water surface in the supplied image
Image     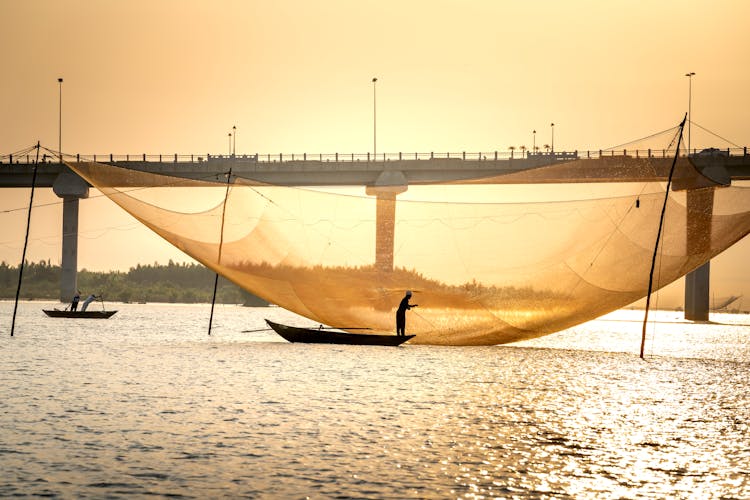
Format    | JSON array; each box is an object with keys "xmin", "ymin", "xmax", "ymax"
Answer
[{"xmin": 1, "ymin": 302, "xmax": 748, "ymax": 498}]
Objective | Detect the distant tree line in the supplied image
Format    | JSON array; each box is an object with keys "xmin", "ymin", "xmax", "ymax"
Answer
[{"xmin": 0, "ymin": 260, "xmax": 267, "ymax": 305}]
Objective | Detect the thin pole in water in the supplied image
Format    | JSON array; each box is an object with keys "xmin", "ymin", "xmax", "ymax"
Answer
[
  {"xmin": 11, "ymin": 142, "xmax": 40, "ymax": 337},
  {"xmin": 641, "ymin": 115, "xmax": 687, "ymax": 358},
  {"xmin": 208, "ymin": 169, "xmax": 232, "ymax": 336}
]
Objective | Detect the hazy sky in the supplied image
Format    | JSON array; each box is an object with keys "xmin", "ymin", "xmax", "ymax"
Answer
[{"xmin": 1, "ymin": 0, "xmax": 749, "ymax": 305}]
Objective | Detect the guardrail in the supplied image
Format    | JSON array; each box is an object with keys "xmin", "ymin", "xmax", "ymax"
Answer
[{"xmin": 2, "ymin": 147, "xmax": 748, "ymax": 165}]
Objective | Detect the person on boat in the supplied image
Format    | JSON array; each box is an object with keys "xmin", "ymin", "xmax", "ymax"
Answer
[
  {"xmin": 70, "ymin": 290, "xmax": 81, "ymax": 311},
  {"xmin": 80, "ymin": 294, "xmax": 99, "ymax": 312},
  {"xmin": 396, "ymin": 290, "xmax": 418, "ymax": 336}
]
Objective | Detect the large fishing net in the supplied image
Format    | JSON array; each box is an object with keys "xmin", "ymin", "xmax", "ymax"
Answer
[{"xmin": 66, "ymin": 134, "xmax": 750, "ymax": 345}]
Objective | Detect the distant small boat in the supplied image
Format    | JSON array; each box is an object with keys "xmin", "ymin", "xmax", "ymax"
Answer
[
  {"xmin": 711, "ymin": 294, "xmax": 743, "ymax": 312},
  {"xmin": 265, "ymin": 319, "xmax": 414, "ymax": 346},
  {"xmin": 43, "ymin": 309, "xmax": 117, "ymax": 319}
]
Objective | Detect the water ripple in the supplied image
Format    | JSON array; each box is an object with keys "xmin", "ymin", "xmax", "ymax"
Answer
[{"xmin": 1, "ymin": 303, "xmax": 749, "ymax": 498}]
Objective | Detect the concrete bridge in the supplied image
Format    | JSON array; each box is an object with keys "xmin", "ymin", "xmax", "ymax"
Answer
[{"xmin": 3, "ymin": 147, "xmax": 749, "ymax": 320}]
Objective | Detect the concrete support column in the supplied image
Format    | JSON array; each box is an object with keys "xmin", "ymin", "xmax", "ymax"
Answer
[
  {"xmin": 53, "ymin": 171, "xmax": 89, "ymax": 302},
  {"xmin": 684, "ymin": 188, "xmax": 714, "ymax": 321},
  {"xmin": 60, "ymin": 197, "xmax": 80, "ymax": 301},
  {"xmin": 366, "ymin": 170, "xmax": 408, "ymax": 273},
  {"xmin": 685, "ymin": 262, "xmax": 710, "ymax": 321},
  {"xmin": 373, "ymin": 193, "xmax": 397, "ymax": 273}
]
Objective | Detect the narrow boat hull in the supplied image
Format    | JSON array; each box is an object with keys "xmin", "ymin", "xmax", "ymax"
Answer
[
  {"xmin": 265, "ymin": 319, "xmax": 414, "ymax": 346},
  {"xmin": 43, "ymin": 309, "xmax": 117, "ymax": 319}
]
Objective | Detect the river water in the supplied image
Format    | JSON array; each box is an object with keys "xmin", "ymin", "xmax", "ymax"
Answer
[{"xmin": 2, "ymin": 301, "xmax": 749, "ymax": 498}]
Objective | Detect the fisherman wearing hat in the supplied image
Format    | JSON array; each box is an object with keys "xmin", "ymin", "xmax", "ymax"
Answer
[{"xmin": 396, "ymin": 290, "xmax": 418, "ymax": 336}]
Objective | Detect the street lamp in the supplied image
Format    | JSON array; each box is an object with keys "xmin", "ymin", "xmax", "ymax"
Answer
[
  {"xmin": 232, "ymin": 125, "xmax": 237, "ymax": 156},
  {"xmin": 228, "ymin": 132, "xmax": 232, "ymax": 156},
  {"xmin": 685, "ymin": 72, "xmax": 695, "ymax": 154},
  {"xmin": 533, "ymin": 129, "xmax": 536, "ymax": 155},
  {"xmin": 372, "ymin": 77, "xmax": 378, "ymax": 159},
  {"xmin": 550, "ymin": 123, "xmax": 555, "ymax": 153},
  {"xmin": 58, "ymin": 77, "xmax": 63, "ymax": 164}
]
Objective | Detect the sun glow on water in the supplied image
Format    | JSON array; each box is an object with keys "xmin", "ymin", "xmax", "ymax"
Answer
[{"xmin": 2, "ymin": 302, "xmax": 748, "ymax": 498}]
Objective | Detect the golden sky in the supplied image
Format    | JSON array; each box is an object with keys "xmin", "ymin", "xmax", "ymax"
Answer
[
  {"xmin": 2, "ymin": 0, "xmax": 748, "ymax": 154},
  {"xmin": 1, "ymin": 0, "xmax": 749, "ymax": 305}
]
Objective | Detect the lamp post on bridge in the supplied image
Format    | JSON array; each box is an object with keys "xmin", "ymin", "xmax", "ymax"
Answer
[
  {"xmin": 533, "ymin": 130, "xmax": 536, "ymax": 155},
  {"xmin": 58, "ymin": 78, "xmax": 63, "ymax": 163},
  {"xmin": 550, "ymin": 123, "xmax": 555, "ymax": 153},
  {"xmin": 228, "ymin": 132, "xmax": 232, "ymax": 156},
  {"xmin": 685, "ymin": 72, "xmax": 695, "ymax": 154},
  {"xmin": 233, "ymin": 125, "xmax": 236, "ymax": 156},
  {"xmin": 372, "ymin": 77, "xmax": 378, "ymax": 159}
]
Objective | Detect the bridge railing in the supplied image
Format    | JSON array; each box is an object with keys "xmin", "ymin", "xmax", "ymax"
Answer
[{"xmin": 2, "ymin": 147, "xmax": 748, "ymax": 165}]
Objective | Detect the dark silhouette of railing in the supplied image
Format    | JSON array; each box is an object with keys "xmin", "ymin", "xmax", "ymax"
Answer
[{"xmin": 2, "ymin": 147, "xmax": 748, "ymax": 165}]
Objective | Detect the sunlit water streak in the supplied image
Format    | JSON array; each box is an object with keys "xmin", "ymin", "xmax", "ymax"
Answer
[{"xmin": 1, "ymin": 301, "xmax": 749, "ymax": 498}]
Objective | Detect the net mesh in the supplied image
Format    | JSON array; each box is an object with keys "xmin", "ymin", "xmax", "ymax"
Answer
[{"xmin": 66, "ymin": 149, "xmax": 750, "ymax": 345}]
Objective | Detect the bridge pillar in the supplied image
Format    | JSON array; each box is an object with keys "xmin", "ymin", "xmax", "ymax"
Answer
[
  {"xmin": 684, "ymin": 188, "xmax": 714, "ymax": 321},
  {"xmin": 53, "ymin": 172, "xmax": 89, "ymax": 302},
  {"xmin": 366, "ymin": 171, "xmax": 408, "ymax": 273},
  {"xmin": 685, "ymin": 262, "xmax": 710, "ymax": 321}
]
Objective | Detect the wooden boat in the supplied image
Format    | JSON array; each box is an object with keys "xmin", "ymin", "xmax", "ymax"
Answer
[
  {"xmin": 265, "ymin": 319, "xmax": 414, "ymax": 346},
  {"xmin": 43, "ymin": 309, "xmax": 117, "ymax": 319}
]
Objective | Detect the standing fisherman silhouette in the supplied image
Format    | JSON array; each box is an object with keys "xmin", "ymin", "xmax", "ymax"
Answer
[
  {"xmin": 70, "ymin": 290, "xmax": 81, "ymax": 311},
  {"xmin": 396, "ymin": 290, "xmax": 418, "ymax": 336},
  {"xmin": 80, "ymin": 294, "xmax": 99, "ymax": 312}
]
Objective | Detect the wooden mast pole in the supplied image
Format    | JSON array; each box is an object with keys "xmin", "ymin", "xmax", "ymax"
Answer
[
  {"xmin": 208, "ymin": 169, "xmax": 232, "ymax": 336},
  {"xmin": 11, "ymin": 142, "xmax": 40, "ymax": 337},
  {"xmin": 641, "ymin": 115, "xmax": 687, "ymax": 358}
]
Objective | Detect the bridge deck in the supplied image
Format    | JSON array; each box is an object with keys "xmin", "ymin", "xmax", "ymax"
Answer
[{"xmin": 1, "ymin": 150, "xmax": 749, "ymax": 188}]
